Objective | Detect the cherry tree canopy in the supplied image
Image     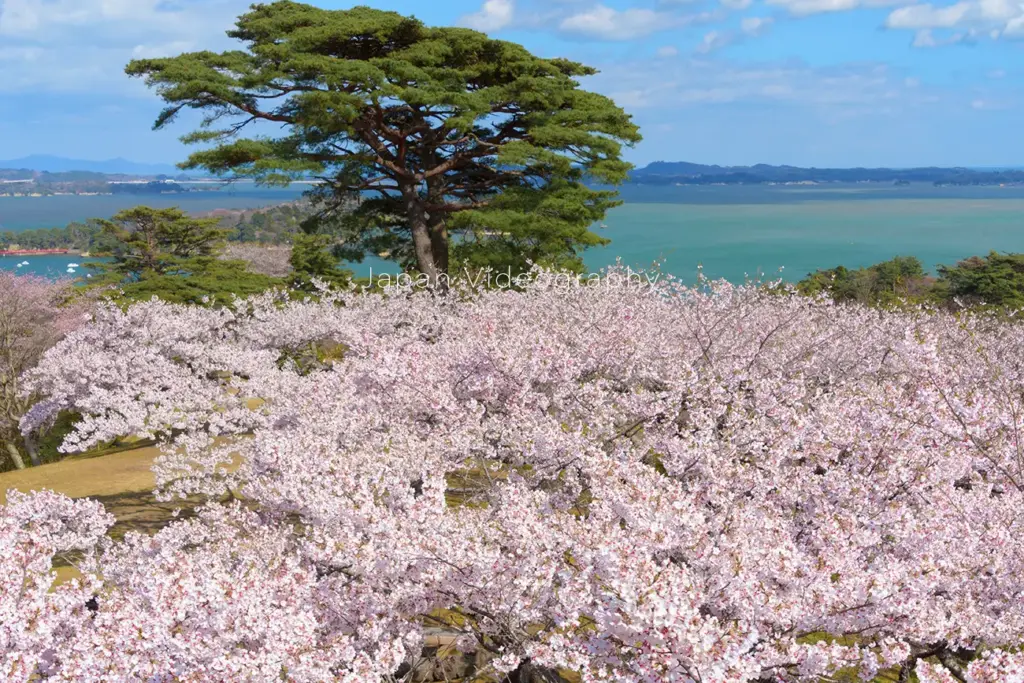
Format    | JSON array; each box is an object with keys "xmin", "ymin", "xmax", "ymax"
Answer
[
  {"xmin": 0, "ymin": 273, "xmax": 85, "ymax": 470},
  {"xmin": 8, "ymin": 271, "xmax": 1024, "ymax": 681}
]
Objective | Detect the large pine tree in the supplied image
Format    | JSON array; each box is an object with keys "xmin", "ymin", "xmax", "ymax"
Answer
[{"xmin": 126, "ymin": 2, "xmax": 641, "ymax": 287}]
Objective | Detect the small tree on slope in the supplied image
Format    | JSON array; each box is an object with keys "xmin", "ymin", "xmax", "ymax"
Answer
[{"xmin": 0, "ymin": 273, "xmax": 84, "ymax": 470}]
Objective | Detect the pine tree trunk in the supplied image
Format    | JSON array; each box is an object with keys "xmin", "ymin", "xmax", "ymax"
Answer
[
  {"xmin": 424, "ymin": 156, "xmax": 449, "ymax": 287},
  {"xmin": 428, "ymin": 217, "xmax": 449, "ymax": 282},
  {"xmin": 403, "ymin": 187, "xmax": 441, "ymax": 288},
  {"xmin": 4, "ymin": 441, "xmax": 26, "ymax": 470}
]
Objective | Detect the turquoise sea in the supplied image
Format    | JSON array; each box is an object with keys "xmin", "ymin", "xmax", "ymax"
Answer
[
  {"xmin": 0, "ymin": 184, "xmax": 305, "ymax": 278},
  {"xmin": 0, "ymin": 255, "xmax": 104, "ymax": 279},
  {"xmin": 3, "ymin": 183, "xmax": 1023, "ymax": 283},
  {"xmin": 0, "ymin": 185, "xmax": 306, "ymax": 232},
  {"xmin": 588, "ymin": 185, "xmax": 1024, "ymax": 282}
]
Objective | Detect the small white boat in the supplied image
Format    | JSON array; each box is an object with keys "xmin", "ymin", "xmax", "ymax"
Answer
[
  {"xmin": 66, "ymin": 268, "xmax": 76, "ymax": 274},
  {"xmin": 20, "ymin": 261, "xmax": 29, "ymax": 266},
  {"xmin": 67, "ymin": 263, "xmax": 80, "ymax": 267}
]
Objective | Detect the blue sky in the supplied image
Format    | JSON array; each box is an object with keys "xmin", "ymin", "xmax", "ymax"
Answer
[{"xmin": 0, "ymin": 0, "xmax": 1021, "ymax": 167}]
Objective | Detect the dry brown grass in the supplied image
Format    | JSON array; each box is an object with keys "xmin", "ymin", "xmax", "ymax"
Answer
[{"xmin": 0, "ymin": 446, "xmax": 160, "ymax": 504}]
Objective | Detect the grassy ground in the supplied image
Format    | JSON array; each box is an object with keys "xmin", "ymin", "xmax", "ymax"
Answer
[{"xmin": 0, "ymin": 445, "xmax": 160, "ymax": 504}]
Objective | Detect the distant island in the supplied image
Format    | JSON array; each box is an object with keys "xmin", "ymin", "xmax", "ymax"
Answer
[
  {"xmin": 0, "ymin": 169, "xmax": 218, "ymax": 197},
  {"xmin": 629, "ymin": 162, "xmax": 1024, "ymax": 186},
  {"xmin": 6, "ymin": 158, "xmax": 1024, "ymax": 195}
]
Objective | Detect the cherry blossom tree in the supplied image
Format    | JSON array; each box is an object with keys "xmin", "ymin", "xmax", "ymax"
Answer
[
  {"xmin": 10, "ymin": 270, "xmax": 1024, "ymax": 681},
  {"xmin": 0, "ymin": 273, "xmax": 84, "ymax": 470},
  {"xmin": 0, "ymin": 489, "xmax": 110, "ymax": 679}
]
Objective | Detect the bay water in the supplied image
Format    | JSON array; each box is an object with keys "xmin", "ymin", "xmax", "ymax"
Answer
[{"xmin": 3, "ymin": 183, "xmax": 1023, "ymax": 283}]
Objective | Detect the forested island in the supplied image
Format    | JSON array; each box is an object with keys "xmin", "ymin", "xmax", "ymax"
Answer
[
  {"xmin": 0, "ymin": 201, "xmax": 314, "ymax": 252},
  {"xmin": 631, "ymin": 161, "xmax": 1024, "ymax": 185}
]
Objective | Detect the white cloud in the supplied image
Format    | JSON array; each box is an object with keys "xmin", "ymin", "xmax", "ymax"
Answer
[
  {"xmin": 559, "ymin": 5, "xmax": 683, "ymax": 40},
  {"xmin": 587, "ymin": 56, "xmax": 933, "ymax": 112},
  {"xmin": 0, "ymin": 0, "xmax": 130, "ymax": 34},
  {"xmin": 740, "ymin": 16, "xmax": 775, "ymax": 34},
  {"xmin": 988, "ymin": 68, "xmax": 1007, "ymax": 78},
  {"xmin": 767, "ymin": 0, "xmax": 904, "ymax": 17},
  {"xmin": 696, "ymin": 30, "xmax": 733, "ymax": 52},
  {"xmin": 608, "ymin": 89, "xmax": 652, "ymax": 108},
  {"xmin": 887, "ymin": 3, "xmax": 974, "ymax": 29},
  {"xmin": 657, "ymin": 45, "xmax": 680, "ymax": 57},
  {"xmin": 693, "ymin": 16, "xmax": 773, "ymax": 53},
  {"xmin": 721, "ymin": 0, "xmax": 754, "ymax": 8},
  {"xmin": 130, "ymin": 41, "xmax": 197, "ymax": 60},
  {"xmin": 0, "ymin": 0, "xmax": 245, "ymax": 93},
  {"xmin": 458, "ymin": 0, "xmax": 515, "ymax": 33},
  {"xmin": 0, "ymin": 0, "xmax": 235, "ymax": 38},
  {"xmin": 0, "ymin": 44, "xmax": 126, "ymax": 91},
  {"xmin": 462, "ymin": 2, "xmax": 724, "ymax": 42},
  {"xmin": 909, "ymin": 27, "xmax": 982, "ymax": 44},
  {"xmin": 1001, "ymin": 11, "xmax": 1024, "ymax": 35},
  {"xmin": 970, "ymin": 98, "xmax": 1009, "ymax": 109},
  {"xmin": 912, "ymin": 28, "xmax": 939, "ymax": 44},
  {"xmin": 885, "ymin": 0, "xmax": 1024, "ymax": 42}
]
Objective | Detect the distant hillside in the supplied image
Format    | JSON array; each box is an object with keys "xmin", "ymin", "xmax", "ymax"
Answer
[
  {"xmin": 630, "ymin": 161, "xmax": 1024, "ymax": 186},
  {"xmin": 0, "ymin": 155, "xmax": 183, "ymax": 176}
]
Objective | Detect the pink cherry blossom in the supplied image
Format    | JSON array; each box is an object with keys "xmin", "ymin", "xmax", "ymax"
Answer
[
  {"xmin": 9, "ymin": 269, "xmax": 1024, "ymax": 680},
  {"xmin": 0, "ymin": 272, "xmax": 87, "ymax": 469}
]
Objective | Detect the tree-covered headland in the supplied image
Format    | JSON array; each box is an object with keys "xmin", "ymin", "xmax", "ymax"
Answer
[
  {"xmin": 797, "ymin": 251, "xmax": 1024, "ymax": 311},
  {"xmin": 1, "ymin": 201, "xmax": 323, "ymax": 253}
]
